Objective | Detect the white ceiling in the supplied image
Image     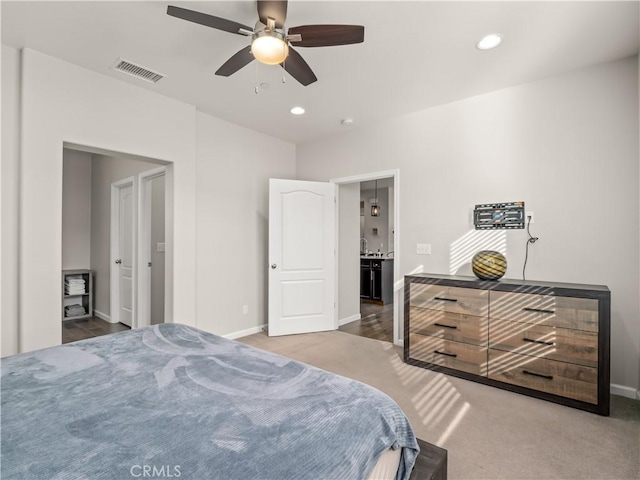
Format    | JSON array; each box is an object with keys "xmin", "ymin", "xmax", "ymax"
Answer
[{"xmin": 2, "ymin": 1, "xmax": 638, "ymax": 144}]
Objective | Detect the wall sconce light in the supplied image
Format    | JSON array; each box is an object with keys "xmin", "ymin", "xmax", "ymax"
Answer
[{"xmin": 371, "ymin": 180, "xmax": 380, "ymax": 217}]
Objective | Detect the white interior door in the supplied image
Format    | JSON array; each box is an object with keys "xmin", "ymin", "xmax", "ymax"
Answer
[
  {"xmin": 268, "ymin": 179, "xmax": 335, "ymax": 336},
  {"xmin": 111, "ymin": 177, "xmax": 136, "ymax": 327},
  {"xmin": 137, "ymin": 167, "xmax": 166, "ymax": 329},
  {"xmin": 118, "ymin": 185, "xmax": 134, "ymax": 327}
]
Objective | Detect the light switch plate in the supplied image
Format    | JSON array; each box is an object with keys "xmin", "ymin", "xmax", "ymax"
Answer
[
  {"xmin": 417, "ymin": 243, "xmax": 431, "ymax": 255},
  {"xmin": 156, "ymin": 242, "xmax": 165, "ymax": 252}
]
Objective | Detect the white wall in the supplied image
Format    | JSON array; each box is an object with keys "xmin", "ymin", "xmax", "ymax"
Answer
[
  {"xmin": 62, "ymin": 149, "xmax": 92, "ymax": 270},
  {"xmin": 2, "ymin": 46, "xmax": 299, "ymax": 351},
  {"xmin": 297, "ymin": 56, "xmax": 640, "ymax": 393},
  {"xmin": 1, "ymin": 46, "xmax": 21, "ymax": 356},
  {"xmin": 195, "ymin": 112, "xmax": 296, "ymax": 337},
  {"xmin": 339, "ymin": 183, "xmax": 361, "ymax": 323},
  {"xmin": 90, "ymin": 154, "xmax": 163, "ymax": 317},
  {"xmin": 15, "ymin": 48, "xmax": 197, "ymax": 351},
  {"xmin": 388, "ymin": 186, "xmax": 395, "ymax": 254}
]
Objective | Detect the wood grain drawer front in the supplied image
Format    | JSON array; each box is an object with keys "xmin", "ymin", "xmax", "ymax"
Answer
[
  {"xmin": 488, "ymin": 349, "xmax": 597, "ymax": 404},
  {"xmin": 410, "ymin": 284, "xmax": 488, "ymax": 317},
  {"xmin": 490, "ymin": 291, "xmax": 598, "ymax": 332},
  {"xmin": 489, "ymin": 318, "xmax": 598, "ymax": 367},
  {"xmin": 410, "ymin": 307, "xmax": 488, "ymax": 346},
  {"xmin": 410, "ymin": 333, "xmax": 487, "ymax": 376}
]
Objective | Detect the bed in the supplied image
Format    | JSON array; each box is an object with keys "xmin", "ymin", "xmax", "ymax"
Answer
[{"xmin": 2, "ymin": 323, "xmax": 427, "ymax": 479}]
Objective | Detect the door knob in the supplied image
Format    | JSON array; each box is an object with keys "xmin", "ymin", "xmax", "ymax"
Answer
[
  {"xmin": 271, "ymin": 264, "xmax": 277, "ymax": 269},
  {"xmin": 115, "ymin": 259, "xmax": 122, "ymax": 264}
]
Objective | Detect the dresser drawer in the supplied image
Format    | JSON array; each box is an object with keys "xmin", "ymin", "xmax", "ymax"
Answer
[
  {"xmin": 489, "ymin": 318, "xmax": 597, "ymax": 367},
  {"xmin": 410, "ymin": 307, "xmax": 488, "ymax": 346},
  {"xmin": 488, "ymin": 349, "xmax": 597, "ymax": 404},
  {"xmin": 410, "ymin": 284, "xmax": 488, "ymax": 317},
  {"xmin": 409, "ymin": 333, "xmax": 487, "ymax": 375},
  {"xmin": 490, "ymin": 291, "xmax": 598, "ymax": 332}
]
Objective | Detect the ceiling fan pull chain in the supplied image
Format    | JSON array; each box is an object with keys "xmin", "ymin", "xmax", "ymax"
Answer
[
  {"xmin": 254, "ymin": 61, "xmax": 260, "ymax": 94},
  {"xmin": 281, "ymin": 57, "xmax": 286, "ymax": 84}
]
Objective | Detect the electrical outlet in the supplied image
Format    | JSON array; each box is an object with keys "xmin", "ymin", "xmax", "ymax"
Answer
[
  {"xmin": 242, "ymin": 305, "xmax": 249, "ymax": 315},
  {"xmin": 417, "ymin": 243, "xmax": 431, "ymax": 255},
  {"xmin": 526, "ymin": 212, "xmax": 534, "ymax": 224}
]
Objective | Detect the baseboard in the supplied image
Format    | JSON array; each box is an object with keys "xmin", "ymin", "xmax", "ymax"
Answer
[
  {"xmin": 223, "ymin": 324, "xmax": 267, "ymax": 340},
  {"xmin": 93, "ymin": 310, "xmax": 114, "ymax": 323},
  {"xmin": 610, "ymin": 383, "xmax": 640, "ymax": 400},
  {"xmin": 339, "ymin": 313, "xmax": 361, "ymax": 326}
]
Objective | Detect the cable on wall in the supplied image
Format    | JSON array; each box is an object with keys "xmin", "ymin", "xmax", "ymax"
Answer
[{"xmin": 522, "ymin": 215, "xmax": 538, "ymax": 281}]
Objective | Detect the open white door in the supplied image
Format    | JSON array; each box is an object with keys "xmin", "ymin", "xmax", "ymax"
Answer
[
  {"xmin": 111, "ymin": 177, "xmax": 136, "ymax": 327},
  {"xmin": 268, "ymin": 179, "xmax": 335, "ymax": 336}
]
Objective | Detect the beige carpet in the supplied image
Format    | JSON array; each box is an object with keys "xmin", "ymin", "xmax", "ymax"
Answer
[{"xmin": 239, "ymin": 330, "xmax": 640, "ymax": 480}]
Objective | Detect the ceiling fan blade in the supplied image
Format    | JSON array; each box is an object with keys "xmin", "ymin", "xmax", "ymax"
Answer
[
  {"xmin": 257, "ymin": 1, "xmax": 288, "ymax": 29},
  {"xmin": 288, "ymin": 25, "xmax": 365, "ymax": 47},
  {"xmin": 281, "ymin": 47, "xmax": 317, "ymax": 86},
  {"xmin": 167, "ymin": 5, "xmax": 252, "ymax": 36},
  {"xmin": 215, "ymin": 46, "xmax": 255, "ymax": 77}
]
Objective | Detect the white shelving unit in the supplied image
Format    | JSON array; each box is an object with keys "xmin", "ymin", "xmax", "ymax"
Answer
[{"xmin": 62, "ymin": 269, "xmax": 93, "ymax": 321}]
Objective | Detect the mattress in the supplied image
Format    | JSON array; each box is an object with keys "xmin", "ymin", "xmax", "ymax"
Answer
[
  {"xmin": 1, "ymin": 323, "xmax": 419, "ymax": 479},
  {"xmin": 369, "ymin": 447, "xmax": 402, "ymax": 480}
]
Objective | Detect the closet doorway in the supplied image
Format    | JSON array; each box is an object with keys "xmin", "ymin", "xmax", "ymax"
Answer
[{"xmin": 61, "ymin": 146, "xmax": 169, "ymax": 343}]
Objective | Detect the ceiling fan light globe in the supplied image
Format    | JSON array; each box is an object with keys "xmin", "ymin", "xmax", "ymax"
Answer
[{"xmin": 252, "ymin": 34, "xmax": 289, "ymax": 65}]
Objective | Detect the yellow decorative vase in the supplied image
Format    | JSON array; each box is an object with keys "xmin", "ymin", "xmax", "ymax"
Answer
[{"xmin": 472, "ymin": 250, "xmax": 507, "ymax": 281}]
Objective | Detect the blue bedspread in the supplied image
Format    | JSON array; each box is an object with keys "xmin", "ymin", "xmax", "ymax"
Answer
[{"xmin": 1, "ymin": 324, "xmax": 418, "ymax": 479}]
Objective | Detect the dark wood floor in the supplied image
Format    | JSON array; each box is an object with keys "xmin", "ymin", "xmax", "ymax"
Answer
[
  {"xmin": 62, "ymin": 317, "xmax": 130, "ymax": 344},
  {"xmin": 339, "ymin": 300, "xmax": 394, "ymax": 343}
]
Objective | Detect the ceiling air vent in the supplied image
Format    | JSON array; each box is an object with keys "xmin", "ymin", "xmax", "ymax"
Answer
[{"xmin": 112, "ymin": 58, "xmax": 165, "ymax": 84}]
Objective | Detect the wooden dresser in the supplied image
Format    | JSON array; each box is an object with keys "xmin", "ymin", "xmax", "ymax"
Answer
[{"xmin": 404, "ymin": 274, "xmax": 610, "ymax": 415}]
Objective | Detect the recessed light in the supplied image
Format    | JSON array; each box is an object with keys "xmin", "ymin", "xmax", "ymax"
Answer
[
  {"xmin": 476, "ymin": 34, "xmax": 503, "ymax": 50},
  {"xmin": 341, "ymin": 118, "xmax": 354, "ymax": 126},
  {"xmin": 290, "ymin": 106, "xmax": 305, "ymax": 115}
]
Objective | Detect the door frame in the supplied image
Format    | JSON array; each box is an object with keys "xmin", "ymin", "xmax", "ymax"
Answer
[
  {"xmin": 330, "ymin": 169, "xmax": 401, "ymax": 345},
  {"xmin": 137, "ymin": 166, "xmax": 166, "ymax": 328},
  {"xmin": 110, "ymin": 176, "xmax": 137, "ymax": 326}
]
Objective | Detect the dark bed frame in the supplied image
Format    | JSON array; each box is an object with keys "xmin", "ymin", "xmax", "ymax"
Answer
[{"xmin": 410, "ymin": 438, "xmax": 448, "ymax": 480}]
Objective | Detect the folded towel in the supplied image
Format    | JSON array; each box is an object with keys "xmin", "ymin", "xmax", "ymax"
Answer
[
  {"xmin": 65, "ymin": 287, "xmax": 86, "ymax": 295},
  {"xmin": 64, "ymin": 304, "xmax": 86, "ymax": 317}
]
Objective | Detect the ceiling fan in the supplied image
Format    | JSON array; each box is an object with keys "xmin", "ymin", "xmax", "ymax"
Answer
[{"xmin": 167, "ymin": 1, "xmax": 365, "ymax": 86}]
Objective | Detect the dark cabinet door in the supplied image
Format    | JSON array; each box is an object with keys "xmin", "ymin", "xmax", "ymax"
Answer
[
  {"xmin": 360, "ymin": 262, "xmax": 371, "ymax": 298},
  {"xmin": 371, "ymin": 261, "xmax": 382, "ymax": 300}
]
